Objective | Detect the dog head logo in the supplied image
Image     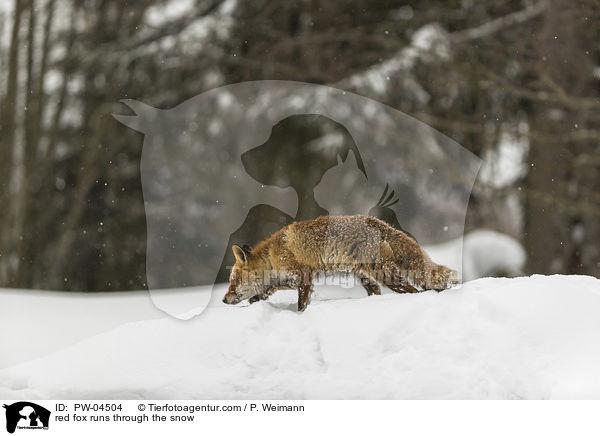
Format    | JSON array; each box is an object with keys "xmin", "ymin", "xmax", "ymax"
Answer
[
  {"xmin": 3, "ymin": 402, "xmax": 50, "ymax": 434},
  {"xmin": 114, "ymin": 81, "xmax": 481, "ymax": 318}
]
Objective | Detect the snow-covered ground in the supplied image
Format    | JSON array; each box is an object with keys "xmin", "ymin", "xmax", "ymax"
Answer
[{"xmin": 1, "ymin": 275, "xmax": 600, "ymax": 399}]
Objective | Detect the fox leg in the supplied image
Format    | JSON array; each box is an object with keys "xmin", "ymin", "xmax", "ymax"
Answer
[
  {"xmin": 387, "ymin": 281, "xmax": 419, "ymax": 294},
  {"xmin": 380, "ymin": 265, "xmax": 419, "ymax": 294},
  {"xmin": 297, "ymin": 284, "xmax": 314, "ymax": 311},
  {"xmin": 297, "ymin": 269, "xmax": 315, "ymax": 312},
  {"xmin": 357, "ymin": 272, "xmax": 381, "ymax": 296},
  {"xmin": 249, "ymin": 285, "xmax": 277, "ymax": 304},
  {"xmin": 260, "ymin": 285, "xmax": 277, "ymax": 300},
  {"xmin": 386, "ymin": 274, "xmax": 419, "ymax": 294}
]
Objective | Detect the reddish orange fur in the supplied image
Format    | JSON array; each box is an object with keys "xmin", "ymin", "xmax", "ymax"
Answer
[{"xmin": 224, "ymin": 215, "xmax": 457, "ymax": 311}]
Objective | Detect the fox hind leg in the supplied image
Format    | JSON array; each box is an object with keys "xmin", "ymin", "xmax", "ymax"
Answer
[
  {"xmin": 297, "ymin": 284, "xmax": 314, "ymax": 312},
  {"xmin": 357, "ymin": 272, "xmax": 381, "ymax": 296},
  {"xmin": 380, "ymin": 264, "xmax": 419, "ymax": 294},
  {"xmin": 386, "ymin": 275, "xmax": 419, "ymax": 294}
]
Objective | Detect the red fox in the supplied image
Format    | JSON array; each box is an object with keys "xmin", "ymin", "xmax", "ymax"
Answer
[{"xmin": 223, "ymin": 215, "xmax": 458, "ymax": 311}]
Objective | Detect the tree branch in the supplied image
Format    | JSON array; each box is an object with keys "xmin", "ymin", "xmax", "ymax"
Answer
[{"xmin": 451, "ymin": 1, "xmax": 549, "ymax": 42}]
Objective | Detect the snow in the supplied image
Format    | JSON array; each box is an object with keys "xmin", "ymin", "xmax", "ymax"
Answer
[
  {"xmin": 425, "ymin": 229, "xmax": 526, "ymax": 281},
  {"xmin": 344, "ymin": 23, "xmax": 449, "ymax": 99},
  {"xmin": 145, "ymin": 0, "xmax": 197, "ymax": 27},
  {"xmin": 2, "ymin": 275, "xmax": 600, "ymax": 399},
  {"xmin": 478, "ymin": 129, "xmax": 529, "ymax": 189},
  {"xmin": 0, "ymin": 289, "xmax": 163, "ymax": 369}
]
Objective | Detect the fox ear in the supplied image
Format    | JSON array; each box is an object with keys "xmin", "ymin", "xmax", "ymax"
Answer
[{"xmin": 232, "ymin": 245, "xmax": 248, "ymax": 263}]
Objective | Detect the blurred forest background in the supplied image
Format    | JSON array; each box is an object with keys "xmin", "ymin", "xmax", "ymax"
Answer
[{"xmin": 0, "ymin": 0, "xmax": 598, "ymax": 291}]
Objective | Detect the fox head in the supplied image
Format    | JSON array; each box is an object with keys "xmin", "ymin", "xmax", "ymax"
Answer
[
  {"xmin": 223, "ymin": 245, "xmax": 265, "ymax": 304},
  {"xmin": 425, "ymin": 264, "xmax": 459, "ymax": 291}
]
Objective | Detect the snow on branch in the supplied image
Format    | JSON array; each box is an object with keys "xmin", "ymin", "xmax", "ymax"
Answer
[
  {"xmin": 339, "ymin": 1, "xmax": 549, "ymax": 98},
  {"xmin": 451, "ymin": 1, "xmax": 549, "ymax": 42}
]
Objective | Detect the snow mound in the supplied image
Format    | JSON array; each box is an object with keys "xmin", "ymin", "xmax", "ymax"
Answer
[
  {"xmin": 1, "ymin": 275, "xmax": 599, "ymax": 399},
  {"xmin": 425, "ymin": 230, "xmax": 526, "ymax": 281}
]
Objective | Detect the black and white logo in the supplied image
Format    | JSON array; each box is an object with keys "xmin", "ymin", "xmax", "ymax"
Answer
[{"xmin": 3, "ymin": 402, "xmax": 50, "ymax": 434}]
